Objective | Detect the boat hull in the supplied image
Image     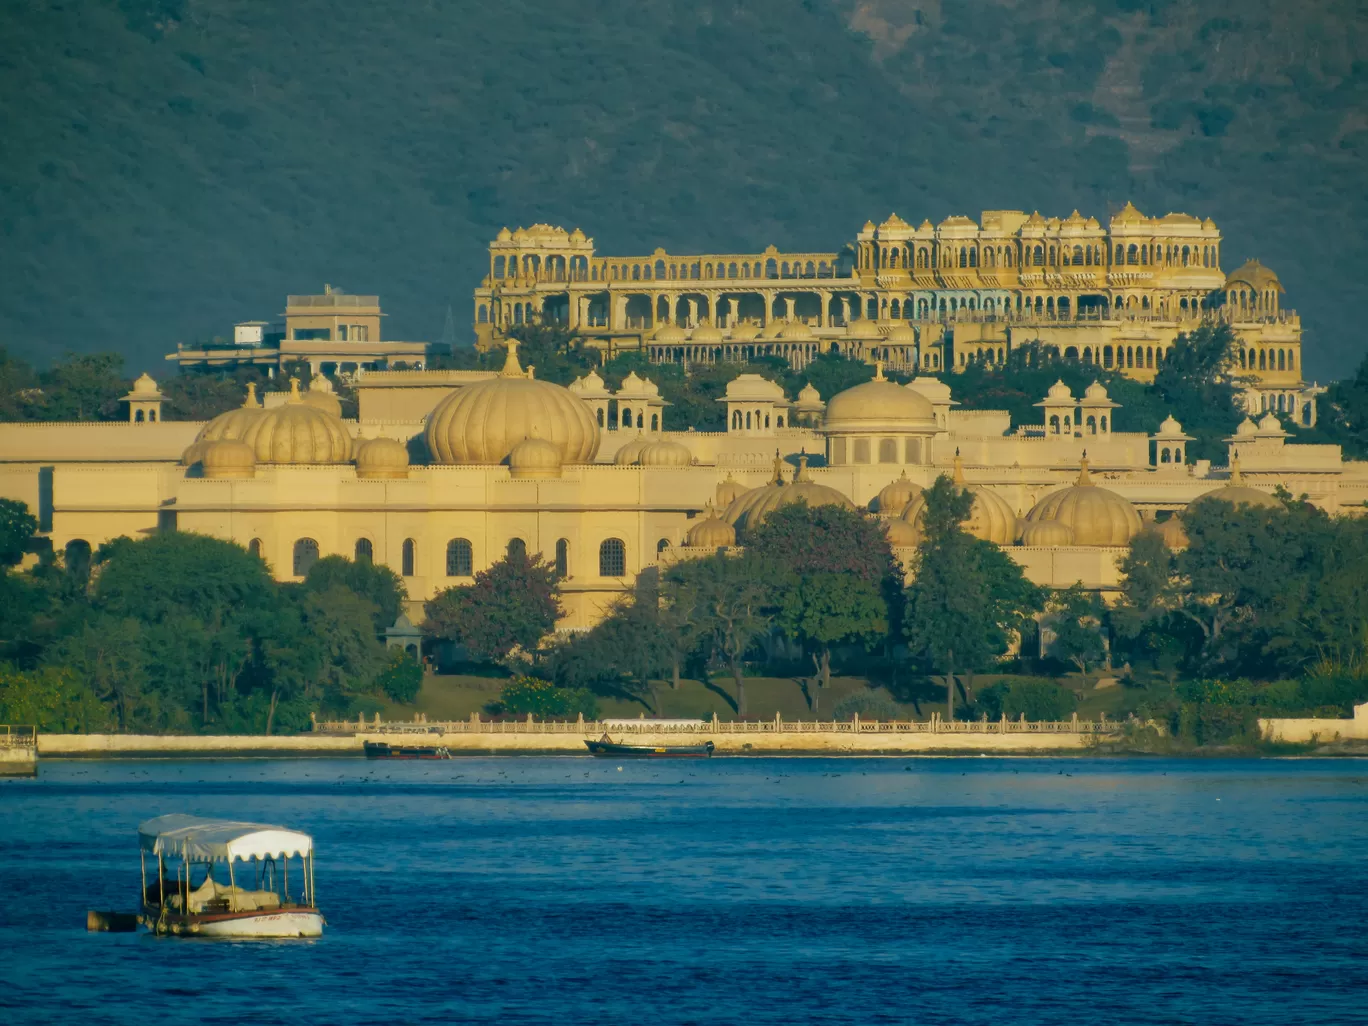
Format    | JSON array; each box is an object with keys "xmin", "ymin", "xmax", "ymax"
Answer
[
  {"xmin": 150, "ymin": 909, "xmax": 324, "ymax": 938},
  {"xmin": 585, "ymin": 740, "xmax": 714, "ymax": 758},
  {"xmin": 363, "ymin": 741, "xmax": 451, "ymax": 760}
]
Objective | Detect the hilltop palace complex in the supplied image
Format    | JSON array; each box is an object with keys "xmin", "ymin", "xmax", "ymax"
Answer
[{"xmin": 6, "ymin": 205, "xmax": 1361, "ymax": 631}]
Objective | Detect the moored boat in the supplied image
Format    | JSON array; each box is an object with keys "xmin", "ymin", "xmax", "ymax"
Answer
[
  {"xmin": 138, "ymin": 815, "xmax": 324, "ymax": 938},
  {"xmin": 584, "ymin": 735, "xmax": 715, "ymax": 758},
  {"xmin": 362, "ymin": 741, "xmax": 452, "ymax": 759}
]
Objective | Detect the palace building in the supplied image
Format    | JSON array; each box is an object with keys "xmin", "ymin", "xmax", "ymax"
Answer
[
  {"xmin": 472, "ymin": 206, "xmax": 1315, "ymax": 422},
  {"xmin": 3, "ymin": 338, "xmax": 1362, "ymax": 632}
]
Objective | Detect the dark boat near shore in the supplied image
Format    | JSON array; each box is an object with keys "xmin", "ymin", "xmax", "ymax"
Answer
[
  {"xmin": 584, "ymin": 736, "xmax": 715, "ymax": 758},
  {"xmin": 362, "ymin": 741, "xmax": 452, "ymax": 760}
]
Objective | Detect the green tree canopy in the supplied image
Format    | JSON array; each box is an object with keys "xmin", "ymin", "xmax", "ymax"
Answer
[
  {"xmin": 0, "ymin": 499, "xmax": 38, "ymax": 567},
  {"xmin": 1048, "ymin": 583, "xmax": 1107, "ymax": 674},
  {"xmin": 423, "ymin": 549, "xmax": 563, "ymax": 664},
  {"xmin": 304, "ymin": 554, "xmax": 406, "ymax": 632}
]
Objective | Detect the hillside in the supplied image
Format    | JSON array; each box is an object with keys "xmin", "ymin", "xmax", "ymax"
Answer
[{"xmin": 1, "ymin": 0, "xmax": 1364, "ymax": 377}]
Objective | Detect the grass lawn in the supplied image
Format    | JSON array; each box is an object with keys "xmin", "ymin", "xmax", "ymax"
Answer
[{"xmin": 372, "ymin": 669, "xmax": 1174, "ymax": 723}]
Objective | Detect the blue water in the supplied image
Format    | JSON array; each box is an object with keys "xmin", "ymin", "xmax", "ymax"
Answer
[{"xmin": 2, "ymin": 758, "xmax": 1367, "ymax": 1025}]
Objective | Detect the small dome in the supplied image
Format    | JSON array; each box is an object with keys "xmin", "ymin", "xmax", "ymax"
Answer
[
  {"xmin": 1189, "ymin": 458, "xmax": 1280, "ymax": 511},
  {"xmin": 761, "ymin": 320, "xmax": 787, "ymax": 339},
  {"xmin": 1153, "ymin": 516, "xmax": 1189, "ymax": 549},
  {"xmin": 1045, "ymin": 379, "xmax": 1074, "ymax": 401},
  {"xmin": 303, "ymin": 374, "xmax": 343, "ymax": 418},
  {"xmin": 614, "ymin": 433, "xmax": 651, "ymax": 465},
  {"xmin": 846, "ymin": 317, "xmax": 880, "ymax": 338},
  {"xmin": 243, "ymin": 380, "xmax": 352, "ymax": 464},
  {"xmin": 355, "ymin": 436, "xmax": 410, "ymax": 480},
  {"xmin": 652, "ymin": 324, "xmax": 688, "ymax": 344},
  {"xmin": 1019, "ymin": 519, "xmax": 1074, "ymax": 547},
  {"xmin": 776, "ymin": 321, "xmax": 813, "ymax": 340},
  {"xmin": 200, "ymin": 439, "xmax": 256, "ymax": 480},
  {"xmin": 186, "ymin": 383, "xmax": 267, "ymax": 464},
  {"xmin": 690, "ymin": 324, "xmax": 725, "ymax": 343},
  {"xmin": 496, "ymin": 227, "xmax": 512, "ymax": 241},
  {"xmin": 1024, "ymin": 459, "xmax": 1140, "ymax": 546},
  {"xmin": 638, "ymin": 439, "xmax": 693, "ymax": 467},
  {"xmin": 1225, "ymin": 258, "xmax": 1283, "ymax": 293},
  {"xmin": 686, "ymin": 507, "xmax": 736, "ymax": 549},
  {"xmin": 728, "ymin": 322, "xmax": 761, "ymax": 341},
  {"xmin": 130, "ymin": 372, "xmax": 161, "ymax": 396},
  {"xmin": 567, "ymin": 369, "xmax": 610, "ymax": 398},
  {"xmin": 508, "ymin": 436, "xmax": 563, "ymax": 479},
  {"xmin": 906, "ymin": 377, "xmax": 952, "ymax": 403},
  {"xmin": 824, "ymin": 366, "xmax": 936, "ymax": 431},
  {"xmin": 886, "ymin": 324, "xmax": 918, "ymax": 344},
  {"xmin": 885, "ymin": 517, "xmax": 920, "ymax": 548},
  {"xmin": 875, "ymin": 470, "xmax": 920, "ymax": 514},
  {"xmin": 1157, "ymin": 414, "xmax": 1184, "ymax": 435},
  {"xmin": 716, "ymin": 474, "xmax": 749, "ymax": 507},
  {"xmin": 425, "ymin": 342, "xmax": 600, "ymax": 465},
  {"xmin": 1083, "ymin": 380, "xmax": 1109, "ymax": 401},
  {"xmin": 568, "ymin": 227, "xmax": 586, "ymax": 243},
  {"xmin": 1234, "ymin": 417, "xmax": 1258, "ymax": 438}
]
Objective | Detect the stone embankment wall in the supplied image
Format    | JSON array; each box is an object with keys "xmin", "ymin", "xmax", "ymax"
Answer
[
  {"xmin": 38, "ymin": 727, "xmax": 1103, "ymax": 756},
  {"xmin": 1259, "ymin": 703, "xmax": 1368, "ymax": 743}
]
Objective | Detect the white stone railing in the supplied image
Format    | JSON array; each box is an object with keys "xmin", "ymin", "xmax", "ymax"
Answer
[
  {"xmin": 0, "ymin": 725, "xmax": 37, "ymax": 749},
  {"xmin": 317, "ymin": 712, "xmax": 1121, "ymax": 736}
]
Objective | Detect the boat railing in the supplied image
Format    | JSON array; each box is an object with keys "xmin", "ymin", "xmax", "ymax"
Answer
[
  {"xmin": 0, "ymin": 725, "xmax": 37, "ymax": 748},
  {"xmin": 319, "ymin": 714, "xmax": 1121, "ymax": 736}
]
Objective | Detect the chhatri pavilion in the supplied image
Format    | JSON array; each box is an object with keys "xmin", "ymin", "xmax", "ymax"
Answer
[{"xmin": 2, "ymin": 338, "xmax": 1363, "ymax": 629}]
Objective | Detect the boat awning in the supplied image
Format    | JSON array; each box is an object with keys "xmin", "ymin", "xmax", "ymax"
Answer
[{"xmin": 138, "ymin": 815, "xmax": 313, "ymax": 862}]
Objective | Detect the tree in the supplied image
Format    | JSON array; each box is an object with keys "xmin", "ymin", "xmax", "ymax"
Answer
[
  {"xmin": 498, "ymin": 675, "xmax": 599, "ymax": 719},
  {"xmin": 298, "ymin": 586, "xmax": 388, "ymax": 707},
  {"xmin": 46, "ymin": 616, "xmax": 148, "ymax": 730},
  {"xmin": 743, "ymin": 502, "xmax": 896, "ymax": 584},
  {"xmin": 35, "ymin": 353, "xmax": 130, "ymax": 422},
  {"xmin": 304, "ymin": 554, "xmax": 406, "ymax": 632},
  {"xmin": 1151, "ymin": 322, "xmax": 1246, "ymax": 460},
  {"xmin": 423, "ymin": 549, "xmax": 562, "ymax": 664},
  {"xmin": 0, "ymin": 347, "xmax": 40, "ymax": 421},
  {"xmin": 0, "ymin": 664, "xmax": 109, "ymax": 732},
  {"xmin": 373, "ymin": 648, "xmax": 424, "ymax": 704},
  {"xmin": 160, "ymin": 369, "xmax": 267, "ymax": 421},
  {"xmin": 95, "ymin": 532, "xmax": 276, "ymax": 724},
  {"xmin": 776, "ymin": 571, "xmax": 887, "ymax": 699},
  {"xmin": 662, "ymin": 552, "xmax": 771, "ymax": 716},
  {"xmin": 903, "ymin": 476, "xmax": 1045, "ymax": 718},
  {"xmin": 1048, "ymin": 583, "xmax": 1107, "ymax": 674},
  {"xmin": 0, "ymin": 499, "xmax": 37, "ymax": 567}
]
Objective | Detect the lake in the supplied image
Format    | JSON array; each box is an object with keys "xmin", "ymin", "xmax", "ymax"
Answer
[{"xmin": 2, "ymin": 757, "xmax": 1366, "ymax": 1025}]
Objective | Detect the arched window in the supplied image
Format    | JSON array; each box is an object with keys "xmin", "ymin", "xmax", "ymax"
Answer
[
  {"xmin": 1049, "ymin": 415, "xmax": 1060, "ymax": 434},
  {"xmin": 1115, "ymin": 245, "xmax": 1124, "ymax": 264},
  {"xmin": 1259, "ymin": 350, "xmax": 1266, "ymax": 370},
  {"xmin": 507, "ymin": 538, "xmax": 527, "ymax": 561},
  {"xmin": 1033, "ymin": 244, "xmax": 1044, "ymax": 265},
  {"xmin": 651, "ymin": 414, "xmax": 659, "ymax": 431},
  {"xmin": 446, "ymin": 538, "xmax": 472, "ymax": 576},
  {"xmin": 968, "ymin": 248, "xmax": 978, "ymax": 268},
  {"xmin": 478, "ymin": 305, "xmax": 488, "ymax": 324},
  {"xmin": 293, "ymin": 538, "xmax": 320, "ymax": 577},
  {"xmin": 732, "ymin": 410, "xmax": 742, "ymax": 430},
  {"xmin": 64, "ymin": 539, "xmax": 92, "ymax": 578},
  {"xmin": 878, "ymin": 438, "xmax": 898, "ymax": 463},
  {"xmin": 656, "ymin": 538, "xmax": 671, "ymax": 554},
  {"xmin": 401, "ymin": 539, "xmax": 415, "ymax": 577},
  {"xmin": 599, "ymin": 538, "xmax": 626, "ymax": 577},
  {"xmin": 728, "ymin": 262, "xmax": 738, "ymax": 279},
  {"xmin": 597, "ymin": 408, "xmax": 605, "ymax": 427},
  {"xmin": 655, "ymin": 259, "xmax": 666, "ymax": 279},
  {"xmin": 765, "ymin": 258, "xmax": 778, "ymax": 278},
  {"xmin": 1278, "ymin": 350, "xmax": 1286, "ymax": 370},
  {"xmin": 1161, "ymin": 447, "xmax": 1171, "ymax": 464},
  {"xmin": 959, "ymin": 247, "xmax": 968, "ymax": 268},
  {"xmin": 1127, "ymin": 244, "xmax": 1138, "ymax": 265},
  {"xmin": 555, "ymin": 538, "xmax": 569, "ymax": 579},
  {"xmin": 248, "ymin": 538, "xmax": 263, "ymax": 559},
  {"xmin": 1087, "ymin": 415, "xmax": 1097, "ymax": 435},
  {"xmin": 355, "ymin": 538, "xmax": 373, "ymax": 563},
  {"xmin": 1073, "ymin": 245, "xmax": 1084, "ymax": 265},
  {"xmin": 134, "ymin": 409, "xmax": 145, "ymax": 422}
]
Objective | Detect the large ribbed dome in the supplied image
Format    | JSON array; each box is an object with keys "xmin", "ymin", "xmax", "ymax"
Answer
[
  {"xmin": 613, "ymin": 433, "xmax": 651, "ymax": 466},
  {"xmin": 686, "ymin": 506, "xmax": 736, "ymax": 549},
  {"xmin": 902, "ymin": 457, "xmax": 1016, "ymax": 544},
  {"xmin": 425, "ymin": 342, "xmax": 600, "ymax": 465},
  {"xmin": 355, "ymin": 435, "xmax": 410, "ymax": 480},
  {"xmin": 875, "ymin": 470, "xmax": 920, "ymax": 514},
  {"xmin": 184, "ymin": 383, "xmax": 266, "ymax": 465},
  {"xmin": 638, "ymin": 439, "xmax": 693, "ymax": 467},
  {"xmin": 1024, "ymin": 459, "xmax": 1141, "ymax": 546},
  {"xmin": 723, "ymin": 453, "xmax": 854, "ymax": 531},
  {"xmin": 243, "ymin": 380, "xmax": 352, "ymax": 464},
  {"xmin": 824, "ymin": 366, "xmax": 936, "ymax": 430}
]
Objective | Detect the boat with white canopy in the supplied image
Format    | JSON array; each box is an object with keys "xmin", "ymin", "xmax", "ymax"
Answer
[{"xmin": 138, "ymin": 815, "xmax": 324, "ymax": 938}]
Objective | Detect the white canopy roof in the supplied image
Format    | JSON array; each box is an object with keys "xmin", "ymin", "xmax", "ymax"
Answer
[{"xmin": 138, "ymin": 815, "xmax": 313, "ymax": 862}]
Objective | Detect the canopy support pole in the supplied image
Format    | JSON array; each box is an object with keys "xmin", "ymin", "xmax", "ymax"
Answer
[{"xmin": 227, "ymin": 860, "xmax": 237, "ymax": 912}]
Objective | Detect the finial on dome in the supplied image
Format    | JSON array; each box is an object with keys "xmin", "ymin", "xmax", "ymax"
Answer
[
  {"xmin": 289, "ymin": 378, "xmax": 302, "ymax": 401},
  {"xmin": 874, "ymin": 360, "xmax": 885, "ymax": 381},
  {"xmin": 526, "ymin": 364, "xmax": 536, "ymax": 379},
  {"xmin": 244, "ymin": 382, "xmax": 260, "ymax": 408},
  {"xmin": 1230, "ymin": 450, "xmax": 1243, "ymax": 483},
  {"xmin": 771, "ymin": 449, "xmax": 786, "ymax": 484},
  {"xmin": 952, "ymin": 452, "xmax": 966, "ymax": 486},
  {"xmin": 500, "ymin": 339, "xmax": 524, "ymax": 378},
  {"xmin": 795, "ymin": 450, "xmax": 810, "ymax": 482},
  {"xmin": 1077, "ymin": 452, "xmax": 1092, "ymax": 485}
]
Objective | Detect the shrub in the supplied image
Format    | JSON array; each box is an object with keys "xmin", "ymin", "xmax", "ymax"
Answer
[
  {"xmin": 831, "ymin": 690, "xmax": 901, "ymax": 722},
  {"xmin": 374, "ymin": 648, "xmax": 424, "ymax": 704},
  {"xmin": 977, "ymin": 678, "xmax": 1076, "ymax": 722},
  {"xmin": 498, "ymin": 676, "xmax": 599, "ymax": 719}
]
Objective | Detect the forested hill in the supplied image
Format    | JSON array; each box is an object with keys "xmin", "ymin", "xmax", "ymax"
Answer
[{"xmin": 2, "ymin": 0, "xmax": 1365, "ymax": 377}]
